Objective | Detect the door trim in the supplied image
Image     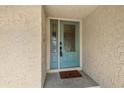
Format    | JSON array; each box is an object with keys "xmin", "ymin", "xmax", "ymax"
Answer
[{"xmin": 46, "ymin": 17, "xmax": 82, "ymax": 73}]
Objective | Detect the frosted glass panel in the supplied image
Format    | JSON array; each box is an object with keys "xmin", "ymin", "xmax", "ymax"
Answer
[
  {"xmin": 50, "ymin": 19, "xmax": 58, "ymax": 53},
  {"xmin": 64, "ymin": 24, "xmax": 75, "ymax": 52}
]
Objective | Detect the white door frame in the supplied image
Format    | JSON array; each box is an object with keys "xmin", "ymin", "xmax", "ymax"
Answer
[{"xmin": 46, "ymin": 17, "xmax": 82, "ymax": 73}]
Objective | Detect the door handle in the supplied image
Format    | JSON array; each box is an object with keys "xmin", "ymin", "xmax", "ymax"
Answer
[{"xmin": 60, "ymin": 46, "xmax": 62, "ymax": 57}]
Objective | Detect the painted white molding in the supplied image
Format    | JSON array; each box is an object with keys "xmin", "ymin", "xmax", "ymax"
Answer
[
  {"xmin": 48, "ymin": 67, "xmax": 82, "ymax": 73},
  {"xmin": 46, "ymin": 18, "xmax": 50, "ymax": 71}
]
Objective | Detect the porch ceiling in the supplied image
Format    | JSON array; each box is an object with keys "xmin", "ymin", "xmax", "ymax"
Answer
[{"xmin": 44, "ymin": 5, "xmax": 98, "ymax": 19}]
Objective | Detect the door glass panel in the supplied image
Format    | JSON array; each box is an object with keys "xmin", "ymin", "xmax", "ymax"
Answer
[
  {"xmin": 64, "ymin": 24, "xmax": 75, "ymax": 52},
  {"xmin": 50, "ymin": 19, "xmax": 58, "ymax": 53}
]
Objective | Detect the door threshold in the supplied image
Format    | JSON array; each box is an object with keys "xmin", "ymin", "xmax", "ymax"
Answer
[{"xmin": 47, "ymin": 67, "xmax": 82, "ymax": 73}]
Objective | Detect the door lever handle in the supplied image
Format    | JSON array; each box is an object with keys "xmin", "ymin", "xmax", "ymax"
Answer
[
  {"xmin": 60, "ymin": 46, "xmax": 62, "ymax": 50},
  {"xmin": 60, "ymin": 46, "xmax": 62, "ymax": 57}
]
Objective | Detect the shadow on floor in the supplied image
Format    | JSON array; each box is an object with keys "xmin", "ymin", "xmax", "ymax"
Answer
[{"xmin": 44, "ymin": 71, "xmax": 99, "ymax": 88}]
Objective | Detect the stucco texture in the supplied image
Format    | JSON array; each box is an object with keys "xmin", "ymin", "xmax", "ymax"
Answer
[
  {"xmin": 83, "ymin": 6, "xmax": 124, "ymax": 87},
  {"xmin": 41, "ymin": 6, "xmax": 47, "ymax": 87},
  {"xmin": 0, "ymin": 6, "xmax": 42, "ymax": 87}
]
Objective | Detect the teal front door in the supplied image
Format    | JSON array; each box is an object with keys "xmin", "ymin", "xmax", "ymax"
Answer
[
  {"xmin": 60, "ymin": 21, "xmax": 80, "ymax": 69},
  {"xmin": 50, "ymin": 19, "xmax": 80, "ymax": 70}
]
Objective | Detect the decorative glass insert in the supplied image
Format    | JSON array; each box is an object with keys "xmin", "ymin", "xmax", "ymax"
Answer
[
  {"xmin": 64, "ymin": 24, "xmax": 75, "ymax": 52},
  {"xmin": 50, "ymin": 19, "xmax": 58, "ymax": 53}
]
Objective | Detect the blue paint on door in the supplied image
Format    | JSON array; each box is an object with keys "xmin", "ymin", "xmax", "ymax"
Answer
[{"xmin": 60, "ymin": 21, "xmax": 80, "ymax": 69}]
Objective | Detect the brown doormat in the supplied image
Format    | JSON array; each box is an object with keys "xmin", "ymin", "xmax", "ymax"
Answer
[{"xmin": 59, "ymin": 70, "xmax": 82, "ymax": 79}]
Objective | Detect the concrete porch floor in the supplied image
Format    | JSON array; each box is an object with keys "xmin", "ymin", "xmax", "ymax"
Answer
[{"xmin": 44, "ymin": 71, "xmax": 99, "ymax": 88}]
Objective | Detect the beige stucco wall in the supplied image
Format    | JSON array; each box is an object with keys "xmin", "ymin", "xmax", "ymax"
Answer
[
  {"xmin": 83, "ymin": 6, "xmax": 124, "ymax": 87},
  {"xmin": 41, "ymin": 6, "xmax": 47, "ymax": 87},
  {"xmin": 0, "ymin": 6, "xmax": 42, "ymax": 87}
]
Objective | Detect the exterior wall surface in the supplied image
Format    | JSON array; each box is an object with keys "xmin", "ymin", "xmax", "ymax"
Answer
[
  {"xmin": 0, "ymin": 6, "xmax": 42, "ymax": 87},
  {"xmin": 83, "ymin": 6, "xmax": 124, "ymax": 87},
  {"xmin": 41, "ymin": 6, "xmax": 47, "ymax": 87}
]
